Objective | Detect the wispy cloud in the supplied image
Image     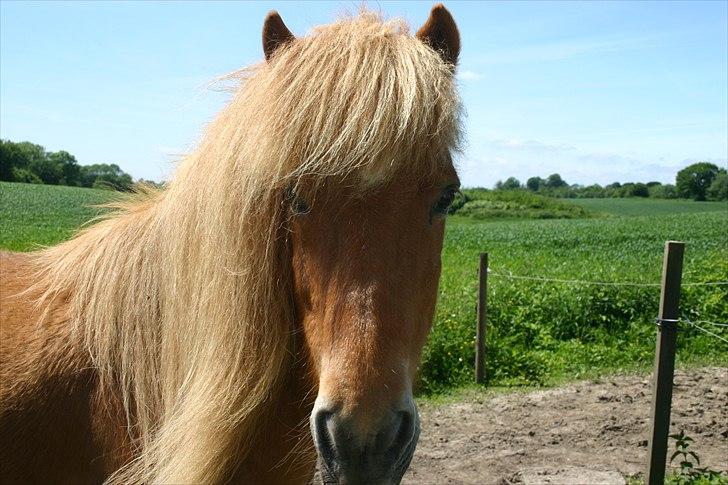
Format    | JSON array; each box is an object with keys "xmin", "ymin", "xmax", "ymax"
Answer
[
  {"xmin": 488, "ymin": 138, "xmax": 576, "ymax": 154},
  {"xmin": 457, "ymin": 137, "xmax": 706, "ymax": 188},
  {"xmin": 475, "ymin": 33, "xmax": 663, "ymax": 65},
  {"xmin": 457, "ymin": 69, "xmax": 483, "ymax": 82}
]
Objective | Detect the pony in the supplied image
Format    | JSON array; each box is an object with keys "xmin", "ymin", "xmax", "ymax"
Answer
[{"xmin": 0, "ymin": 4, "xmax": 461, "ymax": 484}]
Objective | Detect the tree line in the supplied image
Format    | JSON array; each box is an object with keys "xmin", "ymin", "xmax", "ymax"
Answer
[
  {"xmin": 2, "ymin": 138, "xmax": 725, "ymax": 201},
  {"xmin": 0, "ymin": 139, "xmax": 146, "ymax": 191},
  {"xmin": 494, "ymin": 162, "xmax": 727, "ymax": 201}
]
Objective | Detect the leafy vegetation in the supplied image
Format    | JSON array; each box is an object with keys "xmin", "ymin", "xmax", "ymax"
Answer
[
  {"xmin": 628, "ymin": 431, "xmax": 728, "ymax": 485},
  {"xmin": 452, "ymin": 188, "xmax": 593, "ymax": 220},
  {"xmin": 1, "ymin": 139, "xmax": 138, "ymax": 191},
  {"xmin": 666, "ymin": 430, "xmax": 727, "ymax": 485},
  {"xmin": 676, "ymin": 163, "xmax": 727, "ymax": 201}
]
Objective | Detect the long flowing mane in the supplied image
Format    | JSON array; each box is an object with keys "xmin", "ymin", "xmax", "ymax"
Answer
[{"xmin": 31, "ymin": 11, "xmax": 460, "ymax": 483}]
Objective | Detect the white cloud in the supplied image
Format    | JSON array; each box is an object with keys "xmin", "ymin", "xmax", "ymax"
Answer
[
  {"xmin": 457, "ymin": 70, "xmax": 483, "ymax": 82},
  {"xmin": 488, "ymin": 138, "xmax": 576, "ymax": 154}
]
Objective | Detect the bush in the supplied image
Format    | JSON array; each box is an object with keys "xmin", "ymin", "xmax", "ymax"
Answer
[
  {"xmin": 629, "ymin": 183, "xmax": 649, "ymax": 197},
  {"xmin": 649, "ymin": 184, "xmax": 678, "ymax": 199},
  {"xmin": 450, "ymin": 189, "xmax": 591, "ymax": 220},
  {"xmin": 707, "ymin": 172, "xmax": 727, "ymax": 201},
  {"xmin": 11, "ymin": 168, "xmax": 42, "ymax": 184}
]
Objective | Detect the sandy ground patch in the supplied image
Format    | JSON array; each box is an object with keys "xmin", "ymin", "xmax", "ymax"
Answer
[{"xmin": 403, "ymin": 367, "xmax": 727, "ymax": 484}]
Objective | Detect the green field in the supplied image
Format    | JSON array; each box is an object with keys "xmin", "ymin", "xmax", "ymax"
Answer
[
  {"xmin": 568, "ymin": 197, "xmax": 727, "ymax": 216},
  {"xmin": 424, "ymin": 211, "xmax": 727, "ymax": 393},
  {"xmin": 0, "ymin": 181, "xmax": 113, "ymax": 251},
  {"xmin": 2, "ymin": 181, "xmax": 727, "ymax": 395}
]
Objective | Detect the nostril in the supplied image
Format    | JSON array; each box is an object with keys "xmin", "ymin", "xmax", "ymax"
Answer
[
  {"xmin": 391, "ymin": 410, "xmax": 416, "ymax": 453},
  {"xmin": 313, "ymin": 410, "xmax": 337, "ymax": 468},
  {"xmin": 374, "ymin": 410, "xmax": 405, "ymax": 451}
]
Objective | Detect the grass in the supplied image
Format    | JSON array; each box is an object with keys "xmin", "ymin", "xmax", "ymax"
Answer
[
  {"xmin": 568, "ymin": 197, "xmax": 727, "ymax": 217},
  {"xmin": 2, "ymin": 181, "xmax": 727, "ymax": 396},
  {"xmin": 0, "ymin": 181, "xmax": 113, "ymax": 251}
]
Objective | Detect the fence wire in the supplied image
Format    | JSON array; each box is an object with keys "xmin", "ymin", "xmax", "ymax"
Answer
[
  {"xmin": 486, "ymin": 267, "xmax": 728, "ymax": 344},
  {"xmin": 488, "ymin": 267, "xmax": 728, "ymax": 288},
  {"xmin": 484, "ymin": 264, "xmax": 728, "ymax": 345},
  {"xmin": 690, "ymin": 319, "xmax": 728, "ymax": 327},
  {"xmin": 682, "ymin": 318, "xmax": 728, "ymax": 345}
]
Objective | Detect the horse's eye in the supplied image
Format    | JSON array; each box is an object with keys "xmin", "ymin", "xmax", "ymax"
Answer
[
  {"xmin": 292, "ymin": 197, "xmax": 310, "ymax": 215},
  {"xmin": 285, "ymin": 187, "xmax": 310, "ymax": 215},
  {"xmin": 433, "ymin": 188, "xmax": 457, "ymax": 216}
]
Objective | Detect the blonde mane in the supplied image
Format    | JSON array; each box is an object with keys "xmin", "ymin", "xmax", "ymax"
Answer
[{"xmin": 32, "ymin": 11, "xmax": 460, "ymax": 484}]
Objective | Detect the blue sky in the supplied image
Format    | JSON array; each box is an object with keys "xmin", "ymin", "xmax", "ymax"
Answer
[{"xmin": 1, "ymin": 1, "xmax": 726, "ymax": 187}]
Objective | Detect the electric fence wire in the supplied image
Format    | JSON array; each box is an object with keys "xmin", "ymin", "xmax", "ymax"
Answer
[
  {"xmin": 484, "ymin": 266, "xmax": 728, "ymax": 343},
  {"xmin": 691, "ymin": 320, "xmax": 728, "ymax": 328},
  {"xmin": 681, "ymin": 318, "xmax": 728, "ymax": 345},
  {"xmin": 488, "ymin": 267, "xmax": 728, "ymax": 288}
]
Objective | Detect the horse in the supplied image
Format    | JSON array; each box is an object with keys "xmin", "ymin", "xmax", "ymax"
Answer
[{"xmin": 0, "ymin": 5, "xmax": 461, "ymax": 484}]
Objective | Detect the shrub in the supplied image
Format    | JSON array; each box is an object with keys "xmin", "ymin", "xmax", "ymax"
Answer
[
  {"xmin": 450, "ymin": 189, "xmax": 591, "ymax": 220},
  {"xmin": 707, "ymin": 172, "xmax": 727, "ymax": 201},
  {"xmin": 11, "ymin": 168, "xmax": 42, "ymax": 184}
]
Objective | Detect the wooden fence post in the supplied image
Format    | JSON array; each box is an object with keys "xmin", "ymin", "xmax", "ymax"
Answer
[
  {"xmin": 475, "ymin": 252, "xmax": 488, "ymax": 384},
  {"xmin": 646, "ymin": 241, "xmax": 685, "ymax": 485}
]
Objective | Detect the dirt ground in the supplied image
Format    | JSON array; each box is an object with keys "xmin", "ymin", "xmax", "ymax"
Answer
[{"xmin": 402, "ymin": 367, "xmax": 728, "ymax": 484}]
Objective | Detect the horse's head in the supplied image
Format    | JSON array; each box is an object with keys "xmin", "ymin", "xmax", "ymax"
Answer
[{"xmin": 263, "ymin": 5, "xmax": 460, "ymax": 484}]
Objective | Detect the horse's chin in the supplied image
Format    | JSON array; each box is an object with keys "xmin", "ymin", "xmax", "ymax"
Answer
[{"xmin": 316, "ymin": 420, "xmax": 420, "ymax": 485}]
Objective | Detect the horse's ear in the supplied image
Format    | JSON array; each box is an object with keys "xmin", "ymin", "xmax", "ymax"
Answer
[
  {"xmin": 262, "ymin": 11, "xmax": 295, "ymax": 61},
  {"xmin": 416, "ymin": 4, "xmax": 460, "ymax": 67}
]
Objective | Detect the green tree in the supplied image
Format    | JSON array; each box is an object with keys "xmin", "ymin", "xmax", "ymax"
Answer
[
  {"xmin": 1, "ymin": 139, "xmax": 138, "ymax": 191},
  {"xmin": 676, "ymin": 162, "xmax": 725, "ymax": 201},
  {"xmin": 545, "ymin": 173, "xmax": 567, "ymax": 188},
  {"xmin": 649, "ymin": 183, "xmax": 677, "ymax": 199},
  {"xmin": 629, "ymin": 182, "xmax": 649, "ymax": 197},
  {"xmin": 579, "ymin": 184, "xmax": 606, "ymax": 198},
  {"xmin": 81, "ymin": 163, "xmax": 133, "ymax": 191},
  {"xmin": 526, "ymin": 176, "xmax": 543, "ymax": 192},
  {"xmin": 707, "ymin": 172, "xmax": 728, "ymax": 201},
  {"xmin": 47, "ymin": 150, "xmax": 81, "ymax": 186},
  {"xmin": 28, "ymin": 156, "xmax": 63, "ymax": 185},
  {"xmin": 11, "ymin": 168, "xmax": 42, "ymax": 184},
  {"xmin": 501, "ymin": 177, "xmax": 521, "ymax": 190},
  {"xmin": 0, "ymin": 139, "xmax": 27, "ymax": 181}
]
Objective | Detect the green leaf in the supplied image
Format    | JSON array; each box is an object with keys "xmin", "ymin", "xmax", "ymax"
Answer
[{"xmin": 688, "ymin": 451, "xmax": 700, "ymax": 465}]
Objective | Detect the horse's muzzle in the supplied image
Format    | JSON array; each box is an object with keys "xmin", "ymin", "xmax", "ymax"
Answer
[{"xmin": 311, "ymin": 401, "xmax": 419, "ymax": 485}]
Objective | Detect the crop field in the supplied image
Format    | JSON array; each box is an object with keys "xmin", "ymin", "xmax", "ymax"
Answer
[
  {"xmin": 568, "ymin": 197, "xmax": 727, "ymax": 216},
  {"xmin": 2, "ymin": 181, "xmax": 727, "ymax": 395},
  {"xmin": 0, "ymin": 181, "xmax": 112, "ymax": 251}
]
